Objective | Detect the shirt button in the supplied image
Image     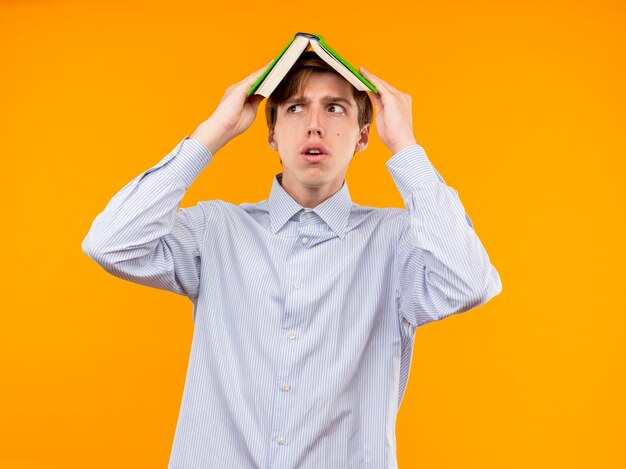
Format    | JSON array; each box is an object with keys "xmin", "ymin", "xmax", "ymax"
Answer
[
  {"xmin": 277, "ymin": 436, "xmax": 286, "ymax": 445},
  {"xmin": 292, "ymin": 282, "xmax": 300, "ymax": 290},
  {"xmin": 301, "ymin": 237, "xmax": 309, "ymax": 244},
  {"xmin": 281, "ymin": 384, "xmax": 291, "ymax": 392},
  {"xmin": 287, "ymin": 332, "xmax": 296, "ymax": 340},
  {"xmin": 305, "ymin": 212, "xmax": 313, "ymax": 219}
]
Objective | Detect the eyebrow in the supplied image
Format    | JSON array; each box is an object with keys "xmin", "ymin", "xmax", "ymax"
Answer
[{"xmin": 283, "ymin": 95, "xmax": 354, "ymax": 106}]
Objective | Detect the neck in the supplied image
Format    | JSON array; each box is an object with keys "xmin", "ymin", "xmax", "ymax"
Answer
[{"xmin": 280, "ymin": 173, "xmax": 343, "ymax": 208}]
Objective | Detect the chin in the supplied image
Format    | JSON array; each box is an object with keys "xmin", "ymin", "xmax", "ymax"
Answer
[
  {"xmin": 297, "ymin": 167, "xmax": 326, "ymax": 178},
  {"xmin": 301, "ymin": 177, "xmax": 328, "ymax": 188}
]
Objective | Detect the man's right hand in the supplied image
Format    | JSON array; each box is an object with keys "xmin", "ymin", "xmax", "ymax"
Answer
[{"xmin": 189, "ymin": 62, "xmax": 271, "ymax": 155}]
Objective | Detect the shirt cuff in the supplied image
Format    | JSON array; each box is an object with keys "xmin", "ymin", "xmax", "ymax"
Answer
[
  {"xmin": 162, "ymin": 136, "xmax": 214, "ymax": 188},
  {"xmin": 385, "ymin": 144, "xmax": 441, "ymax": 201}
]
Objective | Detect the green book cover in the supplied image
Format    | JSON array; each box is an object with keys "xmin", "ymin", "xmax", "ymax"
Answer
[
  {"xmin": 314, "ymin": 34, "xmax": 377, "ymax": 93},
  {"xmin": 247, "ymin": 32, "xmax": 377, "ymax": 96},
  {"xmin": 247, "ymin": 36, "xmax": 297, "ymax": 96}
]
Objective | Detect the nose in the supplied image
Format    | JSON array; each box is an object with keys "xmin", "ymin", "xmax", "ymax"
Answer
[
  {"xmin": 306, "ymin": 125, "xmax": 324, "ymax": 137},
  {"xmin": 305, "ymin": 107, "xmax": 325, "ymax": 137}
]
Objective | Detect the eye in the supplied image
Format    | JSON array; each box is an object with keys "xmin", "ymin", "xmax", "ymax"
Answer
[
  {"xmin": 328, "ymin": 104, "xmax": 345, "ymax": 113},
  {"xmin": 287, "ymin": 104, "xmax": 303, "ymax": 113}
]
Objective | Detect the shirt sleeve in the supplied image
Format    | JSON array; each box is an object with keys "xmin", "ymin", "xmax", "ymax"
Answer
[
  {"xmin": 82, "ymin": 136, "xmax": 214, "ymax": 305},
  {"xmin": 386, "ymin": 144, "xmax": 503, "ymax": 327}
]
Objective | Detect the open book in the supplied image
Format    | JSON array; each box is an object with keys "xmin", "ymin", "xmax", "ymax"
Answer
[{"xmin": 248, "ymin": 32, "xmax": 378, "ymax": 97}]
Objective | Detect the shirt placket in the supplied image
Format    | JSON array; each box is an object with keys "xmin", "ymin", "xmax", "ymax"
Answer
[{"xmin": 268, "ymin": 210, "xmax": 318, "ymax": 468}]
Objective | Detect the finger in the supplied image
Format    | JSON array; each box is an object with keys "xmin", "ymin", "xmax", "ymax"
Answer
[
  {"xmin": 240, "ymin": 60, "xmax": 274, "ymax": 88},
  {"xmin": 360, "ymin": 67, "xmax": 400, "ymax": 94},
  {"xmin": 359, "ymin": 66, "xmax": 388, "ymax": 91}
]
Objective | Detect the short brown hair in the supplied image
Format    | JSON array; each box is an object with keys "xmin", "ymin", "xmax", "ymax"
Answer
[{"xmin": 265, "ymin": 51, "xmax": 373, "ymax": 131}]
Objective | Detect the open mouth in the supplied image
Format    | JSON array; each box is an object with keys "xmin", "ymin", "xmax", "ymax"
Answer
[{"xmin": 301, "ymin": 144, "xmax": 329, "ymax": 163}]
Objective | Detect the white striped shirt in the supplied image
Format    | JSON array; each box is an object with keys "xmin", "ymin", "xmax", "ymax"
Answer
[{"xmin": 82, "ymin": 136, "xmax": 502, "ymax": 468}]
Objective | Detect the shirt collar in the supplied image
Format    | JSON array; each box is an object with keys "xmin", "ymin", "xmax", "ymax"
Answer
[{"xmin": 267, "ymin": 173, "xmax": 353, "ymax": 239}]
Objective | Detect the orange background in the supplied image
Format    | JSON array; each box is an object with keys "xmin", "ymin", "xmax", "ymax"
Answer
[{"xmin": 1, "ymin": 0, "xmax": 624, "ymax": 467}]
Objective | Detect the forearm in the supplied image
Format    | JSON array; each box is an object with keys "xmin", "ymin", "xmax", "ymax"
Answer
[
  {"xmin": 388, "ymin": 144, "xmax": 502, "ymax": 324},
  {"xmin": 189, "ymin": 118, "xmax": 233, "ymax": 155},
  {"xmin": 82, "ymin": 137, "xmax": 211, "ymax": 275}
]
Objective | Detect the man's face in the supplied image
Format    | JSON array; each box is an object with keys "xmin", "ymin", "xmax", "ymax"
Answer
[{"xmin": 268, "ymin": 71, "xmax": 370, "ymax": 194}]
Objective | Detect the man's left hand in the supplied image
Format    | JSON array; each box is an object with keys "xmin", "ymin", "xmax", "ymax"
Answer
[{"xmin": 359, "ymin": 67, "xmax": 418, "ymax": 154}]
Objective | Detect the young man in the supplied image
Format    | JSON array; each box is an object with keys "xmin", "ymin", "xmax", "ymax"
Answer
[{"xmin": 83, "ymin": 52, "xmax": 502, "ymax": 468}]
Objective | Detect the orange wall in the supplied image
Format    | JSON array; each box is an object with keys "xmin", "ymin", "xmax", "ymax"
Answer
[{"xmin": 1, "ymin": 0, "xmax": 624, "ymax": 467}]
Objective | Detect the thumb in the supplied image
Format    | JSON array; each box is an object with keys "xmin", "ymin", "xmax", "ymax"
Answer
[
  {"xmin": 368, "ymin": 90, "xmax": 382, "ymax": 110},
  {"xmin": 246, "ymin": 93, "xmax": 265, "ymax": 110}
]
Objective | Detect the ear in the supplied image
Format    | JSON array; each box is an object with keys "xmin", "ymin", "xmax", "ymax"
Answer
[
  {"xmin": 268, "ymin": 129, "xmax": 278, "ymax": 151},
  {"xmin": 354, "ymin": 124, "xmax": 370, "ymax": 153}
]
